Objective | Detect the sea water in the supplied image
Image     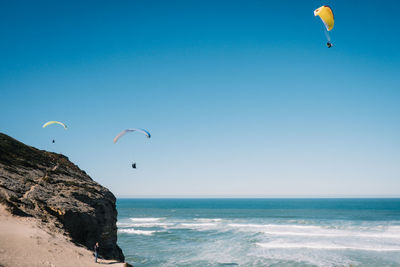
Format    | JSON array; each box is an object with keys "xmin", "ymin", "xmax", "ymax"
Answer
[{"xmin": 116, "ymin": 198, "xmax": 400, "ymax": 267}]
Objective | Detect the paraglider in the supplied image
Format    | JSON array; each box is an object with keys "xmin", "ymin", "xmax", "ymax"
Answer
[
  {"xmin": 314, "ymin": 5, "xmax": 334, "ymax": 48},
  {"xmin": 113, "ymin": 128, "xmax": 151, "ymax": 143},
  {"xmin": 42, "ymin": 121, "xmax": 67, "ymax": 129},
  {"xmin": 113, "ymin": 128, "xmax": 151, "ymax": 169},
  {"xmin": 42, "ymin": 121, "xmax": 67, "ymax": 143}
]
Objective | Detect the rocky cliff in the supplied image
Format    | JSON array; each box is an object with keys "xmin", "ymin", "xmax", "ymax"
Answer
[{"xmin": 0, "ymin": 133, "xmax": 124, "ymax": 262}]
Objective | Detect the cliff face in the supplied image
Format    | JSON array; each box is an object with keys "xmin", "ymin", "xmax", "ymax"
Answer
[{"xmin": 0, "ymin": 133, "xmax": 124, "ymax": 262}]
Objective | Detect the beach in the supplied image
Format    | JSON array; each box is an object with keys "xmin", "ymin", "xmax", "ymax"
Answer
[{"xmin": 0, "ymin": 205, "xmax": 126, "ymax": 267}]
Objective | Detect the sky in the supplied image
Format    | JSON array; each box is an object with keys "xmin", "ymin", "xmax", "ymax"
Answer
[{"xmin": 1, "ymin": 0, "xmax": 400, "ymax": 197}]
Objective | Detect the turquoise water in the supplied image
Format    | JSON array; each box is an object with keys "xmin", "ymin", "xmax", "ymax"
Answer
[{"xmin": 117, "ymin": 199, "xmax": 400, "ymax": 267}]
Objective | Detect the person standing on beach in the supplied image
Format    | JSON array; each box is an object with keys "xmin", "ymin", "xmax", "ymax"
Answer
[{"xmin": 94, "ymin": 242, "xmax": 99, "ymax": 263}]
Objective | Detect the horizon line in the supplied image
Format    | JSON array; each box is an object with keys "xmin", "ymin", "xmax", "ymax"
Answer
[{"xmin": 116, "ymin": 194, "xmax": 400, "ymax": 199}]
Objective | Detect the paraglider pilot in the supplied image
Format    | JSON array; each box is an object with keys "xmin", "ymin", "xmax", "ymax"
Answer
[
  {"xmin": 132, "ymin": 163, "xmax": 136, "ymax": 169},
  {"xmin": 52, "ymin": 140, "xmax": 55, "ymax": 143},
  {"xmin": 314, "ymin": 6, "xmax": 335, "ymax": 48}
]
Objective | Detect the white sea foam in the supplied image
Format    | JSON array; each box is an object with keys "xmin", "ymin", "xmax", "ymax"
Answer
[
  {"xmin": 194, "ymin": 218, "xmax": 222, "ymax": 222},
  {"xmin": 180, "ymin": 223, "xmax": 217, "ymax": 227},
  {"xmin": 118, "ymin": 228, "xmax": 159, "ymax": 236},
  {"xmin": 228, "ymin": 223, "xmax": 321, "ymax": 230},
  {"xmin": 173, "ymin": 223, "xmax": 218, "ymax": 231},
  {"xmin": 226, "ymin": 223, "xmax": 400, "ymax": 239},
  {"xmin": 257, "ymin": 242, "xmax": 400, "ymax": 252},
  {"xmin": 129, "ymin": 217, "xmax": 163, "ymax": 222},
  {"xmin": 119, "ymin": 218, "xmax": 400, "ymax": 244},
  {"xmin": 260, "ymin": 230, "xmax": 400, "ymax": 239},
  {"xmin": 118, "ymin": 222, "xmax": 173, "ymax": 228},
  {"xmin": 119, "ymin": 218, "xmax": 400, "ymax": 242},
  {"xmin": 117, "ymin": 217, "xmax": 169, "ymax": 228}
]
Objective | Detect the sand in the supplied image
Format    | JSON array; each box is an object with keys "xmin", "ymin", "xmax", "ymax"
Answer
[{"xmin": 0, "ymin": 205, "xmax": 127, "ymax": 267}]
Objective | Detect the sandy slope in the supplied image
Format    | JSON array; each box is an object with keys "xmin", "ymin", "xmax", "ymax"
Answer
[{"xmin": 0, "ymin": 205, "xmax": 127, "ymax": 267}]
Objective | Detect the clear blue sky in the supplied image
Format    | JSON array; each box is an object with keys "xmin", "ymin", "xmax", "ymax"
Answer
[{"xmin": 1, "ymin": 0, "xmax": 400, "ymax": 197}]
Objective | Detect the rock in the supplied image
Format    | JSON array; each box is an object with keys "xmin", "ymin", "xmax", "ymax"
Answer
[{"xmin": 0, "ymin": 133, "xmax": 124, "ymax": 262}]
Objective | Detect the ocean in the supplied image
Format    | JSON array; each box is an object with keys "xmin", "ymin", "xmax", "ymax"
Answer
[{"xmin": 116, "ymin": 198, "xmax": 400, "ymax": 267}]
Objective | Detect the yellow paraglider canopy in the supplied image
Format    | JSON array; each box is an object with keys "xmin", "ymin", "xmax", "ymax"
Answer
[
  {"xmin": 42, "ymin": 121, "xmax": 67, "ymax": 129},
  {"xmin": 314, "ymin": 5, "xmax": 334, "ymax": 31}
]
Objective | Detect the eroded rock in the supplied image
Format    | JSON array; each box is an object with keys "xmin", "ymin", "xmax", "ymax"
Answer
[{"xmin": 0, "ymin": 133, "xmax": 124, "ymax": 262}]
